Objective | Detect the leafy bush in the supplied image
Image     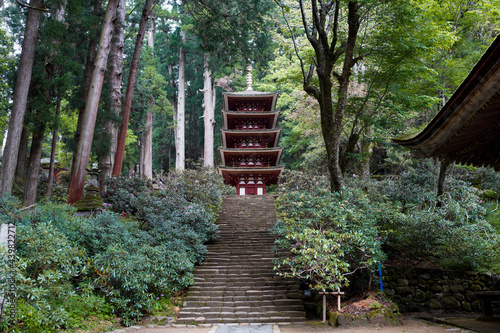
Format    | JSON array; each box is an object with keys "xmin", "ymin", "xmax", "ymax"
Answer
[
  {"xmin": 159, "ymin": 169, "xmax": 234, "ymax": 214},
  {"xmin": 274, "ymin": 188, "xmax": 386, "ymax": 291},
  {"xmin": 0, "ymin": 198, "xmax": 91, "ymax": 332},
  {"xmin": 277, "ymin": 169, "xmax": 330, "ymax": 193},
  {"xmin": 348, "ymin": 167, "xmax": 500, "ymax": 272},
  {"xmin": 275, "ymin": 167, "xmax": 500, "ymax": 278},
  {"xmin": 1, "ymin": 169, "xmax": 224, "ymax": 329}
]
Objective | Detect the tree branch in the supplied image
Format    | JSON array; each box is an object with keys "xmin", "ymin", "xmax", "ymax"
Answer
[{"xmin": 16, "ymin": 0, "xmax": 49, "ymax": 12}]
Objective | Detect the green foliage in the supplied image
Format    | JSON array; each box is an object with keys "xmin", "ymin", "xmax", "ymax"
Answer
[
  {"xmin": 274, "ymin": 188, "xmax": 386, "ymax": 291},
  {"xmin": 277, "ymin": 169, "xmax": 330, "ymax": 193},
  {"xmin": 0, "ymin": 169, "xmax": 224, "ymax": 329},
  {"xmin": 0, "ymin": 198, "xmax": 91, "ymax": 332},
  {"xmin": 160, "ymin": 169, "xmax": 235, "ymax": 214},
  {"xmin": 348, "ymin": 162, "xmax": 500, "ymax": 272},
  {"xmin": 275, "ymin": 165, "xmax": 500, "ymax": 286}
]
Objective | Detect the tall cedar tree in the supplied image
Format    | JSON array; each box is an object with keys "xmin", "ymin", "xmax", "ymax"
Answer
[
  {"xmin": 140, "ymin": 16, "xmax": 155, "ymax": 178},
  {"xmin": 24, "ymin": 2, "xmax": 66, "ymax": 206},
  {"xmin": 175, "ymin": 28, "xmax": 186, "ymax": 170},
  {"xmin": 0, "ymin": 0, "xmax": 44, "ymax": 195},
  {"xmin": 185, "ymin": 0, "xmax": 274, "ymax": 167},
  {"xmin": 112, "ymin": 0, "xmax": 154, "ymax": 176},
  {"xmin": 99, "ymin": 0, "xmax": 125, "ymax": 187},
  {"xmin": 67, "ymin": 0, "xmax": 118, "ymax": 203}
]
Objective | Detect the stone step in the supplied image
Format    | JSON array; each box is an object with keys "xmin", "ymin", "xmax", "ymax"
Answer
[
  {"xmin": 184, "ymin": 291, "xmax": 302, "ymax": 299},
  {"xmin": 180, "ymin": 304, "xmax": 305, "ymax": 313},
  {"xmin": 176, "ymin": 316, "xmax": 306, "ymax": 324},
  {"xmin": 177, "ymin": 310, "xmax": 306, "ymax": 320},
  {"xmin": 189, "ymin": 279, "xmax": 298, "ymax": 285},
  {"xmin": 176, "ymin": 195, "xmax": 306, "ymax": 324},
  {"xmin": 183, "ymin": 298, "xmax": 304, "ymax": 308}
]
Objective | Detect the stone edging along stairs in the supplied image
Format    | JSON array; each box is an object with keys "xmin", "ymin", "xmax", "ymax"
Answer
[{"xmin": 177, "ymin": 195, "xmax": 306, "ymax": 324}]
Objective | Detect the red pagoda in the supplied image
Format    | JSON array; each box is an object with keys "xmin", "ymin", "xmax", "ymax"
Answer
[{"xmin": 218, "ymin": 67, "xmax": 284, "ymax": 195}]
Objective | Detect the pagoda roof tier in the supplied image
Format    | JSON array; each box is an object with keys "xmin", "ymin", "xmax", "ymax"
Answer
[
  {"xmin": 218, "ymin": 166, "xmax": 285, "ymax": 186},
  {"xmin": 223, "ymin": 90, "xmax": 279, "ymax": 112},
  {"xmin": 222, "ymin": 110, "xmax": 280, "ymax": 130},
  {"xmin": 219, "ymin": 147, "xmax": 283, "ymax": 168},
  {"xmin": 221, "ymin": 129, "xmax": 281, "ymax": 149},
  {"xmin": 394, "ymin": 35, "xmax": 500, "ymax": 170}
]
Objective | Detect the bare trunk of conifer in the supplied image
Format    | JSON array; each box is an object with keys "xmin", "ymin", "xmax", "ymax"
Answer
[
  {"xmin": 66, "ymin": 0, "xmax": 117, "ymax": 204},
  {"xmin": 175, "ymin": 29, "xmax": 186, "ymax": 171},
  {"xmin": 99, "ymin": 0, "xmax": 125, "ymax": 189},
  {"xmin": 202, "ymin": 52, "xmax": 215, "ymax": 168},
  {"xmin": 15, "ymin": 125, "xmax": 29, "ymax": 180},
  {"xmin": 167, "ymin": 54, "xmax": 178, "ymax": 171},
  {"xmin": 0, "ymin": 0, "xmax": 43, "ymax": 195},
  {"xmin": 141, "ymin": 16, "xmax": 154, "ymax": 179},
  {"xmin": 71, "ymin": 0, "xmax": 103, "ymax": 179},
  {"xmin": 112, "ymin": 0, "xmax": 153, "ymax": 176},
  {"xmin": 23, "ymin": 119, "xmax": 46, "ymax": 206},
  {"xmin": 24, "ymin": 1, "xmax": 66, "ymax": 205},
  {"xmin": 437, "ymin": 157, "xmax": 450, "ymax": 197},
  {"xmin": 359, "ymin": 123, "xmax": 372, "ymax": 180},
  {"xmin": 46, "ymin": 98, "xmax": 61, "ymax": 199}
]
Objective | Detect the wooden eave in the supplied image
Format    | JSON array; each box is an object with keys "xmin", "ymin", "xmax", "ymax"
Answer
[
  {"xmin": 222, "ymin": 110, "xmax": 280, "ymax": 129},
  {"xmin": 394, "ymin": 35, "xmax": 500, "ymax": 170},
  {"xmin": 218, "ymin": 147, "xmax": 284, "ymax": 167},
  {"xmin": 217, "ymin": 166, "xmax": 285, "ymax": 186},
  {"xmin": 223, "ymin": 90, "xmax": 279, "ymax": 111},
  {"xmin": 220, "ymin": 128, "xmax": 282, "ymax": 148}
]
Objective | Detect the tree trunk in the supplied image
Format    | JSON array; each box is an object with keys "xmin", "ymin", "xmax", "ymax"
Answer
[
  {"xmin": 437, "ymin": 157, "xmax": 451, "ymax": 197},
  {"xmin": 141, "ymin": 16, "xmax": 154, "ymax": 179},
  {"xmin": 15, "ymin": 125, "xmax": 30, "ymax": 181},
  {"xmin": 24, "ymin": 0, "xmax": 66, "ymax": 206},
  {"xmin": 303, "ymin": 0, "xmax": 360, "ymax": 192},
  {"xmin": 359, "ymin": 123, "xmax": 372, "ymax": 180},
  {"xmin": 99, "ymin": 0, "xmax": 125, "ymax": 189},
  {"xmin": 23, "ymin": 118, "xmax": 46, "ymax": 206},
  {"xmin": 340, "ymin": 132, "xmax": 359, "ymax": 175},
  {"xmin": 175, "ymin": 29, "xmax": 186, "ymax": 171},
  {"xmin": 202, "ymin": 52, "xmax": 215, "ymax": 168},
  {"xmin": 112, "ymin": 0, "xmax": 153, "ymax": 176},
  {"xmin": 46, "ymin": 98, "xmax": 61, "ymax": 199},
  {"xmin": 67, "ymin": 0, "xmax": 117, "ymax": 204},
  {"xmin": 0, "ymin": 0, "xmax": 43, "ymax": 195},
  {"xmin": 71, "ymin": 0, "xmax": 103, "ymax": 179}
]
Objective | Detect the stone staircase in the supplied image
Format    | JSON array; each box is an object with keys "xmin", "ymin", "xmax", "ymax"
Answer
[{"xmin": 176, "ymin": 195, "xmax": 306, "ymax": 324}]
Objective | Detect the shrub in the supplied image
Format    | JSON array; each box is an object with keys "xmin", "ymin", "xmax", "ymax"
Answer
[
  {"xmin": 274, "ymin": 188, "xmax": 386, "ymax": 291},
  {"xmin": 277, "ymin": 169, "xmax": 330, "ymax": 193},
  {"xmin": 349, "ymin": 167, "xmax": 499, "ymax": 273},
  {"xmin": 0, "ymin": 199, "xmax": 90, "ymax": 331},
  {"xmin": 159, "ymin": 169, "xmax": 234, "ymax": 214},
  {"xmin": 1, "ymin": 168, "xmax": 225, "ymax": 328}
]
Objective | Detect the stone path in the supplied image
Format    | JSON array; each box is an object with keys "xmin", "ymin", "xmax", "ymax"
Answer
[
  {"xmin": 176, "ymin": 195, "xmax": 306, "ymax": 324},
  {"xmin": 110, "ymin": 317, "xmax": 486, "ymax": 333}
]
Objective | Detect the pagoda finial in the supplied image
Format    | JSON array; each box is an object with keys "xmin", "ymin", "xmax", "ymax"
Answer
[{"xmin": 246, "ymin": 64, "xmax": 253, "ymax": 91}]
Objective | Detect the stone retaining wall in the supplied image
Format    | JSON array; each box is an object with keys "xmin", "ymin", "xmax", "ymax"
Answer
[{"xmin": 383, "ymin": 266, "xmax": 500, "ymax": 313}]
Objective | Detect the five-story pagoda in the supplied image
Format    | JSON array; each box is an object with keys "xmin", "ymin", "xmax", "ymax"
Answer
[{"xmin": 218, "ymin": 67, "xmax": 284, "ymax": 195}]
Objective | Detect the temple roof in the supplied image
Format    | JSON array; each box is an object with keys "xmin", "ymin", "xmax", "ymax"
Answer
[
  {"xmin": 218, "ymin": 166, "xmax": 285, "ymax": 186},
  {"xmin": 223, "ymin": 90, "xmax": 278, "ymax": 97},
  {"xmin": 221, "ymin": 128, "xmax": 281, "ymax": 135},
  {"xmin": 393, "ymin": 35, "xmax": 500, "ymax": 171},
  {"xmin": 219, "ymin": 148, "xmax": 284, "ymax": 168},
  {"xmin": 223, "ymin": 90, "xmax": 279, "ymax": 112}
]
